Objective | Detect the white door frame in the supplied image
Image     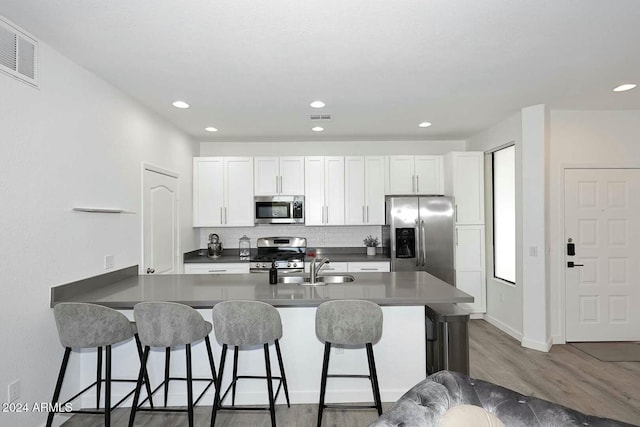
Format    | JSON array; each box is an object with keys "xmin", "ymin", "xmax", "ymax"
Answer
[
  {"xmin": 141, "ymin": 163, "xmax": 181, "ymax": 275},
  {"xmin": 559, "ymin": 163, "xmax": 640, "ymax": 342}
]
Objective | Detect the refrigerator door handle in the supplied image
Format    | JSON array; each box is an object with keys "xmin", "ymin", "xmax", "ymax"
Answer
[
  {"xmin": 415, "ymin": 220, "xmax": 421, "ymax": 267},
  {"xmin": 421, "ymin": 220, "xmax": 427, "ymax": 267}
]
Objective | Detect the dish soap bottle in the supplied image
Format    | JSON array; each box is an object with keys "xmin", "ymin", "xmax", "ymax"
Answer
[
  {"xmin": 239, "ymin": 235, "xmax": 251, "ymax": 260},
  {"xmin": 269, "ymin": 261, "xmax": 278, "ymax": 285}
]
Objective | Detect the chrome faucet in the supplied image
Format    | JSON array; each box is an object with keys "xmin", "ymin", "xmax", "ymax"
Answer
[{"xmin": 310, "ymin": 257, "xmax": 330, "ymax": 284}]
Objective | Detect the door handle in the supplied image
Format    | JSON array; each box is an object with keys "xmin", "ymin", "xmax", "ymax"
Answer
[
  {"xmin": 421, "ymin": 220, "xmax": 426, "ymax": 267},
  {"xmin": 146, "ymin": 268, "xmax": 155, "ymax": 274},
  {"xmin": 567, "ymin": 262, "xmax": 584, "ymax": 268},
  {"xmin": 415, "ymin": 221, "xmax": 421, "ymax": 267}
]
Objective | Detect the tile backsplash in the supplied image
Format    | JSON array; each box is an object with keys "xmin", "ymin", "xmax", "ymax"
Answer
[{"xmin": 199, "ymin": 225, "xmax": 383, "ymax": 249}]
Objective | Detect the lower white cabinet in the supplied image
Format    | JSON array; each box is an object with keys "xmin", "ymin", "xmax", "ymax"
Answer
[
  {"xmin": 454, "ymin": 225, "xmax": 486, "ymax": 313},
  {"xmin": 184, "ymin": 263, "xmax": 250, "ymax": 275},
  {"xmin": 347, "ymin": 262, "xmax": 390, "ymax": 272}
]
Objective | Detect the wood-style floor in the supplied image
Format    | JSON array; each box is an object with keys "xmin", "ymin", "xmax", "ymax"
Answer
[{"xmin": 62, "ymin": 320, "xmax": 640, "ymax": 426}]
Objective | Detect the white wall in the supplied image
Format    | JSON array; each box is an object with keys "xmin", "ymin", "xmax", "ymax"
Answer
[
  {"xmin": 0, "ymin": 41, "xmax": 197, "ymax": 426},
  {"xmin": 200, "ymin": 140, "xmax": 466, "ymax": 156},
  {"xmin": 466, "ymin": 113, "xmax": 524, "ymax": 339},
  {"xmin": 548, "ymin": 110, "xmax": 640, "ymax": 343}
]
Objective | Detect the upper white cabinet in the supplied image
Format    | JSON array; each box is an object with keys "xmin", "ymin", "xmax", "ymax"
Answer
[
  {"xmin": 388, "ymin": 155, "xmax": 443, "ymax": 195},
  {"xmin": 444, "ymin": 152, "xmax": 484, "ymax": 224},
  {"xmin": 193, "ymin": 157, "xmax": 254, "ymax": 227},
  {"xmin": 254, "ymin": 156, "xmax": 305, "ymax": 196},
  {"xmin": 344, "ymin": 156, "xmax": 386, "ymax": 225},
  {"xmin": 305, "ymin": 156, "xmax": 345, "ymax": 225}
]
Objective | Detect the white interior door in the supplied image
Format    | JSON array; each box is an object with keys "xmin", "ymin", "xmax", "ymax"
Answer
[
  {"xmin": 143, "ymin": 167, "xmax": 178, "ymax": 275},
  {"xmin": 564, "ymin": 168, "xmax": 640, "ymax": 341}
]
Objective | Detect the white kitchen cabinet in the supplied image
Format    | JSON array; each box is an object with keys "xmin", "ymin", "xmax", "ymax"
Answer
[
  {"xmin": 444, "ymin": 152, "xmax": 484, "ymax": 225},
  {"xmin": 184, "ymin": 263, "xmax": 250, "ymax": 274},
  {"xmin": 455, "ymin": 225, "xmax": 486, "ymax": 313},
  {"xmin": 304, "ymin": 156, "xmax": 345, "ymax": 225},
  {"xmin": 193, "ymin": 157, "xmax": 254, "ymax": 227},
  {"xmin": 347, "ymin": 262, "xmax": 390, "ymax": 272},
  {"xmin": 388, "ymin": 155, "xmax": 443, "ymax": 195},
  {"xmin": 344, "ymin": 156, "xmax": 386, "ymax": 225},
  {"xmin": 254, "ymin": 156, "xmax": 305, "ymax": 196}
]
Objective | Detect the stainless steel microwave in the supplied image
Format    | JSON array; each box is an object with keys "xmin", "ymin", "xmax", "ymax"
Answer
[{"xmin": 254, "ymin": 196, "xmax": 304, "ymax": 224}]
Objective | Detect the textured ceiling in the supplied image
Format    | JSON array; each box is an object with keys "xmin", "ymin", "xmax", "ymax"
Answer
[{"xmin": 2, "ymin": 0, "xmax": 640, "ymax": 141}]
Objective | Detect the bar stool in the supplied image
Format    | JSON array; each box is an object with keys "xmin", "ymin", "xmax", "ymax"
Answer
[
  {"xmin": 47, "ymin": 302, "xmax": 153, "ymax": 427},
  {"xmin": 211, "ymin": 300, "xmax": 290, "ymax": 427},
  {"xmin": 315, "ymin": 299, "xmax": 383, "ymax": 426},
  {"xmin": 129, "ymin": 302, "xmax": 217, "ymax": 427}
]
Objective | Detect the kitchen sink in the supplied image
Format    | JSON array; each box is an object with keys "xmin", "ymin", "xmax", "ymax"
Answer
[
  {"xmin": 277, "ymin": 274, "xmax": 356, "ymax": 285},
  {"xmin": 316, "ymin": 275, "xmax": 355, "ymax": 283}
]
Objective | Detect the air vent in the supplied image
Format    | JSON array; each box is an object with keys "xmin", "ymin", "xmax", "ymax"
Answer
[
  {"xmin": 0, "ymin": 17, "xmax": 38, "ymax": 87},
  {"xmin": 310, "ymin": 114, "xmax": 332, "ymax": 121}
]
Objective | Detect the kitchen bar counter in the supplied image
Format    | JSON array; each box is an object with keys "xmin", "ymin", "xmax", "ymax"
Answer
[
  {"xmin": 50, "ymin": 266, "xmax": 472, "ymax": 406},
  {"xmin": 51, "ymin": 269, "xmax": 472, "ymax": 309}
]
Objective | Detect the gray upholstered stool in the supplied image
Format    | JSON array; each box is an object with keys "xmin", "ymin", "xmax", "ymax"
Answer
[
  {"xmin": 47, "ymin": 302, "xmax": 153, "ymax": 427},
  {"xmin": 211, "ymin": 300, "xmax": 290, "ymax": 427},
  {"xmin": 315, "ymin": 299, "xmax": 384, "ymax": 426},
  {"xmin": 129, "ymin": 302, "xmax": 217, "ymax": 427}
]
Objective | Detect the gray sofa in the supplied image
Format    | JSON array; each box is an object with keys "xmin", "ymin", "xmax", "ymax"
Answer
[{"xmin": 369, "ymin": 371, "xmax": 637, "ymax": 427}]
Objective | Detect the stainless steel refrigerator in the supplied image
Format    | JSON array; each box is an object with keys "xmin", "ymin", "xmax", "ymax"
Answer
[{"xmin": 384, "ymin": 196, "xmax": 455, "ymax": 285}]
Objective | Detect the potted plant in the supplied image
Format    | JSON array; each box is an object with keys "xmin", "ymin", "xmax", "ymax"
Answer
[{"xmin": 363, "ymin": 235, "xmax": 380, "ymax": 256}]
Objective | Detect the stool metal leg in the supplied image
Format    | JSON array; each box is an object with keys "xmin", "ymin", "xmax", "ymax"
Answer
[
  {"xmin": 186, "ymin": 343, "xmax": 194, "ymax": 427},
  {"xmin": 46, "ymin": 347, "xmax": 71, "ymax": 427},
  {"xmin": 274, "ymin": 339, "xmax": 290, "ymax": 408},
  {"xmin": 263, "ymin": 343, "xmax": 276, "ymax": 427},
  {"xmin": 128, "ymin": 346, "xmax": 150, "ymax": 427},
  {"xmin": 105, "ymin": 345, "xmax": 112, "ymax": 426},
  {"xmin": 134, "ymin": 333, "xmax": 154, "ymax": 408},
  {"xmin": 211, "ymin": 343, "xmax": 227, "ymax": 427},
  {"xmin": 317, "ymin": 342, "xmax": 331, "ymax": 427},
  {"xmin": 96, "ymin": 346, "xmax": 102, "ymax": 409},
  {"xmin": 366, "ymin": 343, "xmax": 382, "ymax": 415},
  {"xmin": 205, "ymin": 336, "xmax": 218, "ymax": 383},
  {"xmin": 164, "ymin": 347, "xmax": 171, "ymax": 407},
  {"xmin": 232, "ymin": 346, "xmax": 239, "ymax": 406}
]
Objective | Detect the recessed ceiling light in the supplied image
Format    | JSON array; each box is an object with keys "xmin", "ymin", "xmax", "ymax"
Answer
[
  {"xmin": 613, "ymin": 83, "xmax": 637, "ymax": 92},
  {"xmin": 172, "ymin": 101, "xmax": 190, "ymax": 109},
  {"xmin": 310, "ymin": 101, "xmax": 326, "ymax": 108},
  {"xmin": 418, "ymin": 122, "xmax": 432, "ymax": 128},
  {"xmin": 205, "ymin": 127, "xmax": 218, "ymax": 132},
  {"xmin": 312, "ymin": 126, "xmax": 324, "ymax": 132}
]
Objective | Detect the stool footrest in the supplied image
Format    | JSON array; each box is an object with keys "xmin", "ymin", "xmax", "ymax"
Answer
[
  {"xmin": 137, "ymin": 377, "xmax": 215, "ymax": 408},
  {"xmin": 327, "ymin": 374, "xmax": 371, "ymax": 379},
  {"xmin": 323, "ymin": 403, "xmax": 379, "ymax": 410},
  {"xmin": 220, "ymin": 375, "xmax": 284, "ymax": 404}
]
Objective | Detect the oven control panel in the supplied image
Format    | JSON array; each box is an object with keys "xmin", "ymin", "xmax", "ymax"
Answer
[{"xmin": 250, "ymin": 260, "xmax": 304, "ymax": 270}]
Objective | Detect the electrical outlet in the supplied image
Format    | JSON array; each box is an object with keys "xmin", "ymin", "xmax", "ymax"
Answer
[
  {"xmin": 104, "ymin": 255, "xmax": 115, "ymax": 269},
  {"xmin": 8, "ymin": 380, "xmax": 20, "ymax": 403},
  {"xmin": 529, "ymin": 246, "xmax": 538, "ymax": 257},
  {"xmin": 334, "ymin": 346, "xmax": 344, "ymax": 355}
]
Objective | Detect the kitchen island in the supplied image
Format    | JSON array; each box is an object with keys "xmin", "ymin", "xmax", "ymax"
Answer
[{"xmin": 50, "ymin": 267, "xmax": 472, "ymax": 407}]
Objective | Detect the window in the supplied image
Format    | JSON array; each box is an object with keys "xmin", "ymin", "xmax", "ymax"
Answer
[{"xmin": 492, "ymin": 145, "xmax": 515, "ymax": 283}]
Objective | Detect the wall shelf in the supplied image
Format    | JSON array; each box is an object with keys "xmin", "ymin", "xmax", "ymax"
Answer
[{"xmin": 72, "ymin": 208, "xmax": 135, "ymax": 214}]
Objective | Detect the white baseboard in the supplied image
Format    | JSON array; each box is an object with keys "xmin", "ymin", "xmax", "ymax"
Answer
[
  {"xmin": 483, "ymin": 314, "xmax": 523, "ymax": 341},
  {"xmin": 521, "ymin": 337, "xmax": 552, "ymax": 353}
]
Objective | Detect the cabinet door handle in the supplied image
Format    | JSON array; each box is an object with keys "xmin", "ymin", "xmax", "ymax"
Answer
[
  {"xmin": 276, "ymin": 176, "xmax": 279, "ymax": 193},
  {"xmin": 208, "ymin": 269, "xmax": 227, "ymax": 273},
  {"xmin": 326, "ymin": 206, "xmax": 329, "ymax": 224},
  {"xmin": 412, "ymin": 175, "xmax": 416, "ymax": 193},
  {"xmin": 220, "ymin": 207, "xmax": 223, "ymax": 224},
  {"xmin": 360, "ymin": 267, "xmax": 378, "ymax": 271},
  {"xmin": 362, "ymin": 206, "xmax": 366, "ymax": 223},
  {"xmin": 455, "ymin": 204, "xmax": 458, "ymax": 222},
  {"xmin": 456, "ymin": 228, "xmax": 459, "ymax": 246},
  {"xmin": 280, "ymin": 176, "xmax": 283, "ymax": 193},
  {"xmin": 366, "ymin": 205, "xmax": 369, "ymax": 223},
  {"xmin": 416, "ymin": 175, "xmax": 420, "ymax": 193},
  {"xmin": 224, "ymin": 207, "xmax": 228, "ymax": 224}
]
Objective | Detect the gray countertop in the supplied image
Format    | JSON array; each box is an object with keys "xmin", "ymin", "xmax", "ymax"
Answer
[
  {"xmin": 183, "ymin": 248, "xmax": 391, "ymax": 264},
  {"xmin": 51, "ymin": 269, "xmax": 472, "ymax": 309}
]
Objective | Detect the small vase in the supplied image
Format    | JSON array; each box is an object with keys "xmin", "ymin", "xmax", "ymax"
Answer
[{"xmin": 366, "ymin": 247, "xmax": 376, "ymax": 256}]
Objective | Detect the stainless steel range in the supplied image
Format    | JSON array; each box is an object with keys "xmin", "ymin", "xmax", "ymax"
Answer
[{"xmin": 249, "ymin": 237, "xmax": 307, "ymax": 273}]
